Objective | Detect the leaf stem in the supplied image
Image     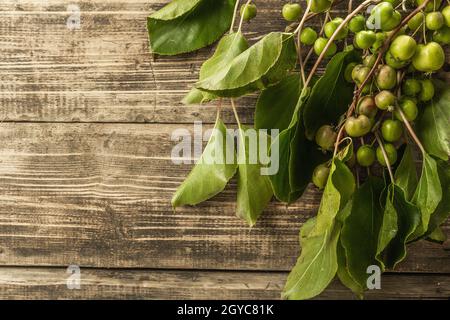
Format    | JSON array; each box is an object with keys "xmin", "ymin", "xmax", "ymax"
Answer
[
  {"xmin": 294, "ymin": 0, "xmax": 312, "ymax": 84},
  {"xmin": 333, "ymin": 125, "xmax": 347, "ymax": 158},
  {"xmin": 396, "ymin": 106, "xmax": 426, "ymax": 155},
  {"xmin": 305, "ymin": 0, "xmax": 378, "ymax": 88},
  {"xmin": 230, "ymin": 99, "xmax": 242, "ymax": 129},
  {"xmin": 375, "ymin": 131, "xmax": 395, "ymax": 183},
  {"xmin": 237, "ymin": 0, "xmax": 252, "ymax": 34},
  {"xmin": 229, "ymin": 0, "xmax": 241, "ymax": 33}
]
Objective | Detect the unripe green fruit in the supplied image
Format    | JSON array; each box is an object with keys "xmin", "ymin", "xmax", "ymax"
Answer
[
  {"xmin": 349, "ymin": 14, "xmax": 366, "ymax": 33},
  {"xmin": 395, "ymin": 98, "xmax": 419, "ymax": 122},
  {"xmin": 324, "ymin": 18, "xmax": 348, "ymax": 40},
  {"xmin": 419, "ymin": 79, "xmax": 435, "ymax": 101},
  {"xmin": 433, "ymin": 26, "xmax": 450, "ymax": 45},
  {"xmin": 381, "ymin": 119, "xmax": 403, "ymax": 142},
  {"xmin": 363, "ymin": 54, "xmax": 377, "ymax": 68},
  {"xmin": 376, "ymin": 65, "xmax": 397, "ymax": 90},
  {"xmin": 367, "ymin": 2, "xmax": 397, "ymax": 31},
  {"xmin": 443, "ymin": 6, "xmax": 450, "ymax": 27},
  {"xmin": 402, "ymin": 79, "xmax": 422, "ymax": 96},
  {"xmin": 426, "ymin": 12, "xmax": 445, "ymax": 30},
  {"xmin": 307, "ymin": 0, "xmax": 332, "ymax": 13},
  {"xmin": 375, "ymin": 90, "xmax": 396, "ymax": 110},
  {"xmin": 352, "ymin": 64, "xmax": 371, "ymax": 84},
  {"xmin": 376, "ymin": 143, "xmax": 398, "ymax": 166},
  {"xmin": 371, "ymin": 32, "xmax": 387, "ymax": 52},
  {"xmin": 408, "ymin": 12, "xmax": 425, "ymax": 31},
  {"xmin": 416, "ymin": 0, "xmax": 443, "ymax": 13},
  {"xmin": 345, "ymin": 115, "xmax": 372, "ymax": 137},
  {"xmin": 312, "ymin": 163, "xmax": 330, "ymax": 190},
  {"xmin": 240, "ymin": 3, "xmax": 257, "ymax": 21},
  {"xmin": 300, "ymin": 27, "xmax": 318, "ymax": 45},
  {"xmin": 355, "ymin": 30, "xmax": 377, "ymax": 49},
  {"xmin": 390, "ymin": 35, "xmax": 417, "ymax": 61},
  {"xmin": 314, "ymin": 37, "xmax": 337, "ymax": 57},
  {"xmin": 357, "ymin": 96, "xmax": 378, "ymax": 118},
  {"xmin": 382, "ymin": 11, "xmax": 402, "ymax": 31},
  {"xmin": 357, "ymin": 145, "xmax": 376, "ymax": 167},
  {"xmin": 315, "ymin": 125, "xmax": 337, "ymax": 151},
  {"xmin": 385, "ymin": 51, "xmax": 410, "ymax": 69},
  {"xmin": 282, "ymin": 3, "xmax": 302, "ymax": 21},
  {"xmin": 412, "ymin": 42, "xmax": 445, "ymax": 72},
  {"xmin": 344, "ymin": 62, "xmax": 358, "ymax": 83}
]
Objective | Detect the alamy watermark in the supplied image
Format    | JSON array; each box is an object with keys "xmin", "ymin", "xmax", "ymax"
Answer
[
  {"xmin": 66, "ymin": 265, "xmax": 81, "ymax": 289},
  {"xmin": 171, "ymin": 121, "xmax": 280, "ymax": 176}
]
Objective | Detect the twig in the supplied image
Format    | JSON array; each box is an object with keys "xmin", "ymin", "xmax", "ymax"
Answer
[
  {"xmin": 396, "ymin": 106, "xmax": 426, "ymax": 155},
  {"xmin": 237, "ymin": 0, "xmax": 252, "ymax": 33},
  {"xmin": 375, "ymin": 131, "xmax": 395, "ymax": 182},
  {"xmin": 296, "ymin": 1, "xmax": 312, "ymax": 84},
  {"xmin": 333, "ymin": 125, "xmax": 347, "ymax": 158},
  {"xmin": 305, "ymin": 0, "xmax": 378, "ymax": 88}
]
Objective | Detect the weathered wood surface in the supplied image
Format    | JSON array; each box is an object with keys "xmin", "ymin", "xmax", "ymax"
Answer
[
  {"xmin": 0, "ymin": 0, "xmax": 448, "ymax": 299},
  {"xmin": 0, "ymin": 267, "xmax": 448, "ymax": 300}
]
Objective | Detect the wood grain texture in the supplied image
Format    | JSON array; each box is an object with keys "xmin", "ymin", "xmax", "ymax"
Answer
[
  {"xmin": 0, "ymin": 267, "xmax": 448, "ymax": 300},
  {"xmin": 0, "ymin": 123, "xmax": 448, "ymax": 272}
]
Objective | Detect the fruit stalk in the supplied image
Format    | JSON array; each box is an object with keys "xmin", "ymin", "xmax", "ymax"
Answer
[
  {"xmin": 374, "ymin": 132, "xmax": 395, "ymax": 182},
  {"xmin": 396, "ymin": 105, "xmax": 426, "ymax": 154}
]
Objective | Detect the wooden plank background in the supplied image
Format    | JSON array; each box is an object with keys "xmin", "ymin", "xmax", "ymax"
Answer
[{"xmin": 0, "ymin": 0, "xmax": 448, "ymax": 300}]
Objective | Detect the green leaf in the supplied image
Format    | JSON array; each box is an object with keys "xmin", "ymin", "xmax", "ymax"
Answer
[
  {"xmin": 394, "ymin": 145, "xmax": 418, "ymax": 200},
  {"xmin": 376, "ymin": 184, "xmax": 421, "ymax": 270},
  {"xmin": 302, "ymin": 50, "xmax": 360, "ymax": 140},
  {"xmin": 341, "ymin": 177, "xmax": 385, "ymax": 289},
  {"xmin": 427, "ymin": 227, "xmax": 447, "ymax": 243},
  {"xmin": 183, "ymin": 32, "xmax": 249, "ymax": 104},
  {"xmin": 409, "ymin": 154, "xmax": 443, "ymax": 239},
  {"xmin": 336, "ymin": 138, "xmax": 354, "ymax": 163},
  {"xmin": 171, "ymin": 119, "xmax": 237, "ymax": 207},
  {"xmin": 300, "ymin": 217, "xmax": 317, "ymax": 245},
  {"xmin": 282, "ymin": 160, "xmax": 355, "ymax": 300},
  {"xmin": 255, "ymin": 74, "xmax": 301, "ymax": 131},
  {"xmin": 235, "ymin": 126, "xmax": 273, "ymax": 226},
  {"xmin": 196, "ymin": 32, "xmax": 297, "ymax": 97},
  {"xmin": 148, "ymin": 0, "xmax": 236, "ymax": 55},
  {"xmin": 416, "ymin": 83, "xmax": 450, "ymax": 160}
]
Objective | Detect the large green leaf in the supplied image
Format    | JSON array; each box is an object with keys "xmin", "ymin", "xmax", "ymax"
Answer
[
  {"xmin": 394, "ymin": 145, "xmax": 418, "ymax": 200},
  {"xmin": 148, "ymin": 0, "xmax": 236, "ymax": 55},
  {"xmin": 341, "ymin": 177, "xmax": 385, "ymax": 289},
  {"xmin": 409, "ymin": 154, "xmax": 443, "ymax": 239},
  {"xmin": 376, "ymin": 184, "xmax": 421, "ymax": 270},
  {"xmin": 235, "ymin": 126, "xmax": 273, "ymax": 226},
  {"xmin": 183, "ymin": 32, "xmax": 249, "ymax": 104},
  {"xmin": 255, "ymin": 74, "xmax": 301, "ymax": 131},
  {"xmin": 302, "ymin": 50, "xmax": 360, "ymax": 140},
  {"xmin": 171, "ymin": 119, "xmax": 237, "ymax": 207},
  {"xmin": 282, "ymin": 160, "xmax": 355, "ymax": 300},
  {"xmin": 416, "ymin": 83, "xmax": 450, "ymax": 160},
  {"xmin": 196, "ymin": 32, "xmax": 297, "ymax": 97}
]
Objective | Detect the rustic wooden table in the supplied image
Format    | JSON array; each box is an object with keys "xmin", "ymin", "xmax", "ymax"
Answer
[{"xmin": 0, "ymin": 0, "xmax": 448, "ymax": 299}]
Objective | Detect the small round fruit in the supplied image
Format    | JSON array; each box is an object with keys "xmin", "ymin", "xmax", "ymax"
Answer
[
  {"xmin": 363, "ymin": 54, "xmax": 377, "ymax": 68},
  {"xmin": 308, "ymin": 0, "xmax": 333, "ymax": 13},
  {"xmin": 282, "ymin": 3, "xmax": 302, "ymax": 21},
  {"xmin": 433, "ymin": 25, "xmax": 450, "ymax": 45},
  {"xmin": 314, "ymin": 37, "xmax": 337, "ymax": 57},
  {"xmin": 412, "ymin": 42, "xmax": 445, "ymax": 72},
  {"xmin": 396, "ymin": 98, "xmax": 419, "ymax": 122},
  {"xmin": 300, "ymin": 27, "xmax": 318, "ymax": 45},
  {"xmin": 240, "ymin": 3, "xmax": 257, "ymax": 21},
  {"xmin": 371, "ymin": 32, "xmax": 387, "ymax": 52},
  {"xmin": 443, "ymin": 6, "xmax": 450, "ymax": 27},
  {"xmin": 312, "ymin": 163, "xmax": 330, "ymax": 190},
  {"xmin": 385, "ymin": 51, "xmax": 410, "ymax": 69},
  {"xmin": 376, "ymin": 143, "xmax": 398, "ymax": 166},
  {"xmin": 416, "ymin": 0, "xmax": 443, "ymax": 13},
  {"xmin": 352, "ymin": 64, "xmax": 371, "ymax": 84},
  {"xmin": 357, "ymin": 96, "xmax": 378, "ymax": 118},
  {"xmin": 315, "ymin": 125, "xmax": 337, "ymax": 151},
  {"xmin": 381, "ymin": 119, "xmax": 403, "ymax": 142},
  {"xmin": 345, "ymin": 115, "xmax": 372, "ymax": 137},
  {"xmin": 402, "ymin": 78, "xmax": 422, "ymax": 96},
  {"xmin": 376, "ymin": 65, "xmax": 397, "ymax": 90},
  {"xmin": 390, "ymin": 35, "xmax": 417, "ymax": 61},
  {"xmin": 419, "ymin": 79, "xmax": 435, "ymax": 101},
  {"xmin": 344, "ymin": 62, "xmax": 358, "ymax": 83},
  {"xmin": 324, "ymin": 18, "xmax": 348, "ymax": 40},
  {"xmin": 355, "ymin": 30, "xmax": 377, "ymax": 49},
  {"xmin": 408, "ymin": 12, "xmax": 425, "ymax": 31},
  {"xmin": 357, "ymin": 145, "xmax": 376, "ymax": 167},
  {"xmin": 349, "ymin": 14, "xmax": 366, "ymax": 33},
  {"xmin": 426, "ymin": 12, "xmax": 445, "ymax": 30},
  {"xmin": 382, "ymin": 11, "xmax": 402, "ymax": 31},
  {"xmin": 375, "ymin": 90, "xmax": 396, "ymax": 110}
]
